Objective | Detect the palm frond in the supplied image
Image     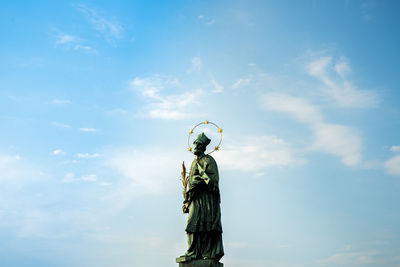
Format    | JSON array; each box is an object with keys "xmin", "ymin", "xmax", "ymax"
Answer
[{"xmin": 181, "ymin": 161, "xmax": 188, "ymax": 199}]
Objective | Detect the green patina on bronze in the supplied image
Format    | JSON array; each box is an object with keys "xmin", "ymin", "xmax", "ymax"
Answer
[{"xmin": 180, "ymin": 132, "xmax": 224, "ymax": 263}]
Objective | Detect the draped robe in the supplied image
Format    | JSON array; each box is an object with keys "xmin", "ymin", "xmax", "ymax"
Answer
[{"xmin": 185, "ymin": 154, "xmax": 224, "ymax": 260}]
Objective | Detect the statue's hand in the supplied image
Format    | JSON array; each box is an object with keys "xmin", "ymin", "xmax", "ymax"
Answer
[{"xmin": 182, "ymin": 202, "xmax": 189, "ymax": 213}]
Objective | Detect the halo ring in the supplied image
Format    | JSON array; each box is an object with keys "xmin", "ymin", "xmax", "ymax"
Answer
[{"xmin": 187, "ymin": 120, "xmax": 223, "ymax": 155}]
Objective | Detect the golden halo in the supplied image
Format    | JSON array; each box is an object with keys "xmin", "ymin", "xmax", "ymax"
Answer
[{"xmin": 187, "ymin": 120, "xmax": 223, "ymax": 154}]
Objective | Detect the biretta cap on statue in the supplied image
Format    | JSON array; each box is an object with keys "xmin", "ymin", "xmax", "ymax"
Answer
[{"xmin": 194, "ymin": 132, "xmax": 211, "ymax": 146}]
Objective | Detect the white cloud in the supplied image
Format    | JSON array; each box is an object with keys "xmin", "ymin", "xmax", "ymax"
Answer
[
  {"xmin": 307, "ymin": 56, "xmax": 331, "ymax": 77},
  {"xmin": 312, "ymin": 123, "xmax": 362, "ymax": 166},
  {"xmin": 56, "ymin": 33, "xmax": 78, "ymax": 45},
  {"xmin": 80, "ymin": 127, "xmax": 97, "ymax": 132},
  {"xmin": 105, "ymin": 147, "xmax": 187, "ymax": 199},
  {"xmin": 0, "ymin": 155, "xmax": 46, "ymax": 187},
  {"xmin": 131, "ymin": 76, "xmax": 179, "ymax": 99},
  {"xmin": 188, "ymin": 57, "xmax": 203, "ymax": 72},
  {"xmin": 390, "ymin": 146, "xmax": 400, "ymax": 152},
  {"xmin": 0, "ymin": 156, "xmax": 24, "ymax": 181},
  {"xmin": 335, "ymin": 56, "xmax": 351, "ymax": 79},
  {"xmin": 61, "ymin": 173, "xmax": 99, "ymax": 182},
  {"xmin": 81, "ymin": 174, "xmax": 97, "ymax": 182},
  {"xmin": 197, "ymin": 15, "xmax": 215, "ymax": 25},
  {"xmin": 260, "ymin": 93, "xmax": 362, "ymax": 166},
  {"xmin": 76, "ymin": 153, "xmax": 101, "ymax": 159},
  {"xmin": 307, "ymin": 56, "xmax": 379, "ymax": 108},
  {"xmin": 74, "ymin": 44, "xmax": 98, "ymax": 54},
  {"xmin": 55, "ymin": 32, "xmax": 97, "ymax": 53},
  {"xmin": 76, "ymin": 4, "xmax": 123, "ymax": 43},
  {"xmin": 207, "ymin": 19, "xmax": 216, "ymax": 25},
  {"xmin": 213, "ymin": 135, "xmax": 305, "ymax": 172},
  {"xmin": 361, "ymin": 2, "xmax": 376, "ymax": 21},
  {"xmin": 211, "ymin": 78, "xmax": 224, "ymax": 93},
  {"xmin": 53, "ymin": 149, "xmax": 66, "ymax": 156},
  {"xmin": 130, "ymin": 75, "xmax": 203, "ymax": 120},
  {"xmin": 52, "ymin": 122, "xmax": 71, "ymax": 129},
  {"xmin": 384, "ymin": 155, "xmax": 400, "ymax": 176},
  {"xmin": 147, "ymin": 91, "xmax": 202, "ymax": 120},
  {"xmin": 229, "ymin": 9, "xmax": 255, "ymax": 26},
  {"xmin": 261, "ymin": 93, "xmax": 323, "ymax": 124},
  {"xmin": 233, "ymin": 75, "xmax": 253, "ymax": 89}
]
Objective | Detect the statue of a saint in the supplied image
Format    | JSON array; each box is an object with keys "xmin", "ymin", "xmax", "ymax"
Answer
[{"xmin": 182, "ymin": 132, "xmax": 224, "ymax": 261}]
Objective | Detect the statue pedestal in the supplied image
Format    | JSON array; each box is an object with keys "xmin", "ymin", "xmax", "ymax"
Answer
[{"xmin": 176, "ymin": 256, "xmax": 223, "ymax": 267}]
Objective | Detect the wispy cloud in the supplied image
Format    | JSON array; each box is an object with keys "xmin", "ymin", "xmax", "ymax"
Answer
[
  {"xmin": 312, "ymin": 123, "xmax": 362, "ymax": 166},
  {"xmin": 130, "ymin": 75, "xmax": 203, "ymax": 120},
  {"xmin": 334, "ymin": 56, "xmax": 351, "ymax": 79},
  {"xmin": 207, "ymin": 19, "xmax": 216, "ymax": 25},
  {"xmin": 55, "ymin": 32, "xmax": 98, "ymax": 53},
  {"xmin": 73, "ymin": 44, "xmax": 98, "ymax": 53},
  {"xmin": 261, "ymin": 93, "xmax": 362, "ymax": 166},
  {"xmin": 229, "ymin": 9, "xmax": 255, "ymax": 26},
  {"xmin": 188, "ymin": 57, "xmax": 203, "ymax": 72},
  {"xmin": 213, "ymin": 135, "xmax": 305, "ymax": 172},
  {"xmin": 56, "ymin": 34, "xmax": 78, "ymax": 45},
  {"xmin": 61, "ymin": 172, "xmax": 100, "ymax": 186},
  {"xmin": 390, "ymin": 145, "xmax": 400, "ymax": 152},
  {"xmin": 79, "ymin": 127, "xmax": 97, "ymax": 132},
  {"xmin": 52, "ymin": 122, "xmax": 71, "ymax": 129},
  {"xmin": 103, "ymin": 147, "xmax": 187, "ymax": 209},
  {"xmin": 197, "ymin": 15, "xmax": 215, "ymax": 25},
  {"xmin": 211, "ymin": 78, "xmax": 224, "ymax": 93},
  {"xmin": 233, "ymin": 75, "xmax": 253, "ymax": 89},
  {"xmin": 81, "ymin": 174, "xmax": 97, "ymax": 182},
  {"xmin": 76, "ymin": 153, "xmax": 101, "ymax": 159},
  {"xmin": 307, "ymin": 56, "xmax": 379, "ymax": 108},
  {"xmin": 261, "ymin": 93, "xmax": 323, "ymax": 123},
  {"xmin": 384, "ymin": 155, "xmax": 400, "ymax": 176},
  {"xmin": 75, "ymin": 4, "xmax": 123, "ymax": 44},
  {"xmin": 53, "ymin": 149, "xmax": 66, "ymax": 156},
  {"xmin": 361, "ymin": 2, "xmax": 376, "ymax": 21},
  {"xmin": 0, "ymin": 155, "xmax": 25, "ymax": 182},
  {"xmin": 62, "ymin": 173, "xmax": 98, "ymax": 183}
]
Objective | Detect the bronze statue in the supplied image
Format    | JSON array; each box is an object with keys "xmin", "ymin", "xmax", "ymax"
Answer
[{"xmin": 177, "ymin": 128, "xmax": 224, "ymax": 266}]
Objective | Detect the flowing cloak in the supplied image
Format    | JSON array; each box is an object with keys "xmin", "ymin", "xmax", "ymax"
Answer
[{"xmin": 185, "ymin": 154, "xmax": 222, "ymax": 233}]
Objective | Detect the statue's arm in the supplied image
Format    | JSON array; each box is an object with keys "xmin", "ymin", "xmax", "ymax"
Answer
[
  {"xmin": 188, "ymin": 173, "xmax": 205, "ymax": 190},
  {"xmin": 182, "ymin": 200, "xmax": 189, "ymax": 213}
]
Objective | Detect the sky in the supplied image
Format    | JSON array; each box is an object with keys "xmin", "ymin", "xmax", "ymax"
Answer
[{"xmin": 1, "ymin": 0, "xmax": 400, "ymax": 266}]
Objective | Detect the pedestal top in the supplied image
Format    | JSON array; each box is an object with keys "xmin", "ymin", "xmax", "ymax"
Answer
[{"xmin": 176, "ymin": 256, "xmax": 223, "ymax": 267}]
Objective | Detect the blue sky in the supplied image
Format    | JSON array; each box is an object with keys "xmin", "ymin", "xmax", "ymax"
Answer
[{"xmin": 1, "ymin": 1, "xmax": 400, "ymax": 266}]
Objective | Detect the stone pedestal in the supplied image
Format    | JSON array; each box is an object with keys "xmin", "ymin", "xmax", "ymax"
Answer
[{"xmin": 176, "ymin": 256, "xmax": 223, "ymax": 267}]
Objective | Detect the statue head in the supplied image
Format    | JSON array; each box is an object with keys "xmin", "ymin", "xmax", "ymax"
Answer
[{"xmin": 193, "ymin": 132, "xmax": 211, "ymax": 156}]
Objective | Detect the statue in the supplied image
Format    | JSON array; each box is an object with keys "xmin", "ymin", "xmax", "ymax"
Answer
[{"xmin": 177, "ymin": 121, "xmax": 224, "ymax": 267}]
